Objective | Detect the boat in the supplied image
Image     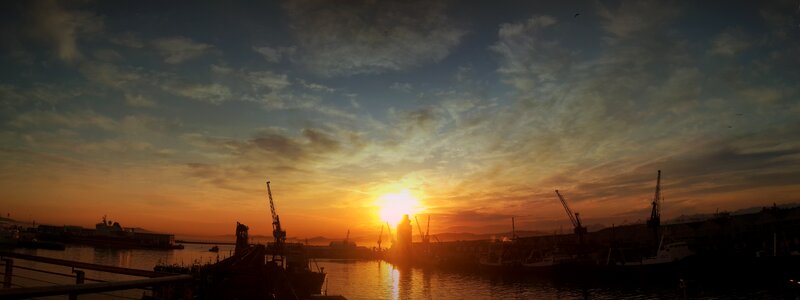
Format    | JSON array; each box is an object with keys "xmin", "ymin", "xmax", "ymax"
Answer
[
  {"xmin": 640, "ymin": 240, "xmax": 693, "ymax": 265},
  {"xmin": 479, "ymin": 238, "xmax": 518, "ymax": 270},
  {"xmin": 522, "ymin": 251, "xmax": 573, "ymax": 268},
  {"xmin": 36, "ymin": 216, "xmax": 184, "ymax": 250},
  {"xmin": 209, "ymin": 245, "xmax": 219, "ymax": 252}
]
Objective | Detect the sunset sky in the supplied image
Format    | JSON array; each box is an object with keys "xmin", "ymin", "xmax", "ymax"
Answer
[{"xmin": 1, "ymin": 0, "xmax": 799, "ymax": 239}]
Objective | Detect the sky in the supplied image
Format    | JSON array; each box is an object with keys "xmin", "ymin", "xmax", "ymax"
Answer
[{"xmin": 1, "ymin": 0, "xmax": 799, "ymax": 239}]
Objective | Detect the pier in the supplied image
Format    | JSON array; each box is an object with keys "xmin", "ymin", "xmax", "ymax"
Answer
[{"xmin": 0, "ymin": 251, "xmax": 192, "ymax": 299}]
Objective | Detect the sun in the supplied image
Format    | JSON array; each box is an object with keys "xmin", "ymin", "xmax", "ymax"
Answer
[{"xmin": 377, "ymin": 189, "xmax": 423, "ymax": 226}]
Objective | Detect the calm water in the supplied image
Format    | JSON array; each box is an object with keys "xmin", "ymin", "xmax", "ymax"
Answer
[{"xmin": 8, "ymin": 245, "xmax": 785, "ymax": 299}]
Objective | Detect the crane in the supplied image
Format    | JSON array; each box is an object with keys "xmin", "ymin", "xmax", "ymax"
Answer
[
  {"xmin": 425, "ymin": 215, "xmax": 430, "ymax": 244},
  {"xmin": 647, "ymin": 170, "xmax": 663, "ymax": 252},
  {"xmin": 414, "ymin": 215, "xmax": 432, "ymax": 244},
  {"xmin": 511, "ymin": 216, "xmax": 517, "ymax": 240},
  {"xmin": 415, "ymin": 216, "xmax": 425, "ymax": 243},
  {"xmin": 266, "ymin": 180, "xmax": 286, "ymax": 267},
  {"xmin": 377, "ymin": 224, "xmax": 384, "ymax": 250},
  {"xmin": 386, "ymin": 222, "xmax": 395, "ymax": 245},
  {"xmin": 555, "ymin": 190, "xmax": 587, "ymax": 246}
]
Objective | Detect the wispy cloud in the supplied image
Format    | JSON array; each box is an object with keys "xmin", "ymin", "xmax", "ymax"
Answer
[
  {"xmin": 25, "ymin": 0, "xmax": 104, "ymax": 63},
  {"xmin": 283, "ymin": 0, "xmax": 467, "ymax": 76},
  {"xmin": 152, "ymin": 36, "xmax": 214, "ymax": 64}
]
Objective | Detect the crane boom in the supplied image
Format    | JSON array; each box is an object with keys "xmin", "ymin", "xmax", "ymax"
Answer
[
  {"xmin": 555, "ymin": 190, "xmax": 587, "ymax": 247},
  {"xmin": 266, "ymin": 180, "xmax": 286, "ymax": 266},
  {"xmin": 556, "ymin": 190, "xmax": 579, "ymax": 228}
]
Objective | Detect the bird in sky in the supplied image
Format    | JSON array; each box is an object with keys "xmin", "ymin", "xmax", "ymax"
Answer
[{"xmin": 574, "ymin": 13, "xmax": 581, "ymax": 18}]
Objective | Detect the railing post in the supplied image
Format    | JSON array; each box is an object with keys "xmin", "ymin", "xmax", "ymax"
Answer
[
  {"xmin": 2, "ymin": 258, "xmax": 12, "ymax": 288},
  {"xmin": 69, "ymin": 269, "xmax": 85, "ymax": 300}
]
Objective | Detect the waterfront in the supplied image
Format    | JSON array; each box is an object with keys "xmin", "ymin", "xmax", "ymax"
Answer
[{"xmin": 6, "ymin": 244, "xmax": 788, "ymax": 299}]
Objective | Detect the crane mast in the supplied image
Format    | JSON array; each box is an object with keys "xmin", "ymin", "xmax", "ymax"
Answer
[
  {"xmin": 425, "ymin": 215, "xmax": 430, "ymax": 244},
  {"xmin": 266, "ymin": 180, "xmax": 286, "ymax": 267},
  {"xmin": 555, "ymin": 190, "xmax": 587, "ymax": 246},
  {"xmin": 647, "ymin": 170, "xmax": 663, "ymax": 252},
  {"xmin": 377, "ymin": 224, "xmax": 384, "ymax": 250},
  {"xmin": 647, "ymin": 170, "xmax": 662, "ymax": 229},
  {"xmin": 511, "ymin": 217, "xmax": 517, "ymax": 240},
  {"xmin": 415, "ymin": 216, "xmax": 425, "ymax": 242},
  {"xmin": 386, "ymin": 222, "xmax": 394, "ymax": 244}
]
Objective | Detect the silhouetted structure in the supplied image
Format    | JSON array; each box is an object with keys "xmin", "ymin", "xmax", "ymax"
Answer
[
  {"xmin": 396, "ymin": 214, "xmax": 413, "ymax": 262},
  {"xmin": 235, "ymin": 222, "xmax": 249, "ymax": 255}
]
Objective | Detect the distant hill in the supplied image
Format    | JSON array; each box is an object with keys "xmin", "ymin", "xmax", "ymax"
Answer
[{"xmin": 668, "ymin": 202, "xmax": 800, "ymax": 224}]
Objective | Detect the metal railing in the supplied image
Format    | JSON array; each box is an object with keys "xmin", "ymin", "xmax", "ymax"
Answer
[{"xmin": 0, "ymin": 251, "xmax": 193, "ymax": 299}]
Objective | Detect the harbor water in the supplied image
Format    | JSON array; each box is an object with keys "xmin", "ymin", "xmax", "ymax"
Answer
[{"xmin": 7, "ymin": 244, "xmax": 786, "ymax": 299}]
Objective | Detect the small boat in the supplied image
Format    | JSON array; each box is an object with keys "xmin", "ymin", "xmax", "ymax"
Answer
[
  {"xmin": 640, "ymin": 241, "xmax": 693, "ymax": 265},
  {"xmin": 209, "ymin": 245, "xmax": 219, "ymax": 252},
  {"xmin": 523, "ymin": 251, "xmax": 573, "ymax": 268}
]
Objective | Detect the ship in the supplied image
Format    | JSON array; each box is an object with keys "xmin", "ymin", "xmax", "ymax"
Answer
[{"xmin": 36, "ymin": 216, "xmax": 184, "ymax": 250}]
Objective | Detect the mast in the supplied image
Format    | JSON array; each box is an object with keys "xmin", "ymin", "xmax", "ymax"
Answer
[
  {"xmin": 266, "ymin": 180, "xmax": 286, "ymax": 267},
  {"xmin": 386, "ymin": 222, "xmax": 394, "ymax": 244},
  {"xmin": 377, "ymin": 224, "xmax": 384, "ymax": 250},
  {"xmin": 511, "ymin": 217, "xmax": 517, "ymax": 240},
  {"xmin": 425, "ymin": 215, "xmax": 430, "ymax": 244},
  {"xmin": 647, "ymin": 170, "xmax": 662, "ymax": 250},
  {"xmin": 415, "ymin": 216, "xmax": 425, "ymax": 242}
]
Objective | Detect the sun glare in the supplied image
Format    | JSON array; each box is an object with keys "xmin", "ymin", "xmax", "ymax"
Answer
[{"xmin": 377, "ymin": 189, "xmax": 423, "ymax": 226}]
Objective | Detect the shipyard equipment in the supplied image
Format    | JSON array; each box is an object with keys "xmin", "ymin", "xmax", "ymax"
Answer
[
  {"xmin": 511, "ymin": 217, "xmax": 517, "ymax": 240},
  {"xmin": 386, "ymin": 222, "xmax": 395, "ymax": 245},
  {"xmin": 647, "ymin": 170, "xmax": 663, "ymax": 245},
  {"xmin": 425, "ymin": 215, "xmax": 430, "ymax": 244},
  {"xmin": 266, "ymin": 180, "xmax": 286, "ymax": 267},
  {"xmin": 555, "ymin": 190, "xmax": 587, "ymax": 246},
  {"xmin": 414, "ymin": 216, "xmax": 429, "ymax": 244},
  {"xmin": 377, "ymin": 224, "xmax": 384, "ymax": 250}
]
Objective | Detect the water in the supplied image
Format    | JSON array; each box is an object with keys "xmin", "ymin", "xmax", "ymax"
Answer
[{"xmin": 7, "ymin": 245, "xmax": 786, "ymax": 299}]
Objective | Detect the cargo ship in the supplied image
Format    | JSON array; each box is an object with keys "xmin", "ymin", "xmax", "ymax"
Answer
[{"xmin": 36, "ymin": 216, "xmax": 184, "ymax": 250}]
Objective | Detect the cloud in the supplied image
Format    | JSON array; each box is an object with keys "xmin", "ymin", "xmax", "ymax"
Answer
[
  {"xmin": 298, "ymin": 80, "xmax": 335, "ymax": 93},
  {"xmin": 10, "ymin": 110, "xmax": 117, "ymax": 131},
  {"xmin": 109, "ymin": 32, "xmax": 144, "ymax": 48},
  {"xmin": 252, "ymin": 45, "xmax": 296, "ymax": 63},
  {"xmin": 162, "ymin": 82, "xmax": 232, "ymax": 104},
  {"xmin": 596, "ymin": 0, "xmax": 680, "ymax": 41},
  {"xmin": 124, "ymin": 93, "xmax": 157, "ymax": 108},
  {"xmin": 152, "ymin": 37, "xmax": 214, "ymax": 64},
  {"xmin": 490, "ymin": 15, "xmax": 567, "ymax": 93},
  {"xmin": 710, "ymin": 28, "xmax": 751, "ymax": 56},
  {"xmin": 283, "ymin": 0, "xmax": 467, "ymax": 76},
  {"xmin": 389, "ymin": 82, "xmax": 414, "ymax": 93},
  {"xmin": 78, "ymin": 62, "xmax": 142, "ymax": 88},
  {"xmin": 26, "ymin": 0, "xmax": 104, "ymax": 63}
]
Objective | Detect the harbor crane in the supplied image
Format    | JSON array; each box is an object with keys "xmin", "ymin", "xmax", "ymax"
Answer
[
  {"xmin": 647, "ymin": 170, "xmax": 663, "ymax": 253},
  {"xmin": 414, "ymin": 215, "xmax": 431, "ymax": 244},
  {"xmin": 511, "ymin": 216, "xmax": 517, "ymax": 240},
  {"xmin": 415, "ymin": 215, "xmax": 432, "ymax": 255},
  {"xmin": 386, "ymin": 222, "xmax": 395, "ymax": 245},
  {"xmin": 377, "ymin": 224, "xmax": 384, "ymax": 250},
  {"xmin": 266, "ymin": 180, "xmax": 286, "ymax": 267},
  {"xmin": 555, "ymin": 190, "xmax": 587, "ymax": 247},
  {"xmin": 425, "ymin": 215, "xmax": 430, "ymax": 244}
]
